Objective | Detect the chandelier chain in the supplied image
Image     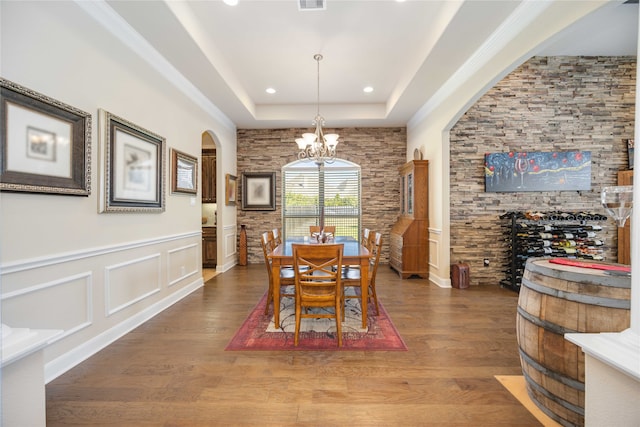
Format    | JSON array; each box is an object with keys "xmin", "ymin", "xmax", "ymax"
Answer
[
  {"xmin": 294, "ymin": 53, "xmax": 340, "ymax": 165},
  {"xmin": 315, "ymin": 54, "xmax": 322, "ymax": 117}
]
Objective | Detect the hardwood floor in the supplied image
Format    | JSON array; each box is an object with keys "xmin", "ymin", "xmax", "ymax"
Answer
[
  {"xmin": 202, "ymin": 268, "xmax": 218, "ymax": 282},
  {"xmin": 46, "ymin": 264, "xmax": 542, "ymax": 426}
]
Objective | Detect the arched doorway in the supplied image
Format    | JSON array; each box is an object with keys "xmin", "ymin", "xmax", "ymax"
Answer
[{"xmin": 202, "ymin": 131, "xmax": 219, "ymax": 279}]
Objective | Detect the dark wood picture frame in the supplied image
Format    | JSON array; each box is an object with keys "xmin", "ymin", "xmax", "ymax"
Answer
[
  {"xmin": 98, "ymin": 109, "xmax": 165, "ymax": 213},
  {"xmin": 171, "ymin": 148, "xmax": 197, "ymax": 195},
  {"xmin": 242, "ymin": 172, "xmax": 276, "ymax": 211},
  {"xmin": 0, "ymin": 78, "xmax": 91, "ymax": 196}
]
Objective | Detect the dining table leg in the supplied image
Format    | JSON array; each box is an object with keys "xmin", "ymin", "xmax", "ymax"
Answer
[
  {"xmin": 360, "ymin": 257, "xmax": 369, "ymax": 329},
  {"xmin": 271, "ymin": 259, "xmax": 281, "ymax": 326}
]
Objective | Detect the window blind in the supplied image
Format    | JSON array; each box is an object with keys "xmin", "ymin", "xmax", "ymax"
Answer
[{"xmin": 283, "ymin": 159, "xmax": 361, "ymax": 240}]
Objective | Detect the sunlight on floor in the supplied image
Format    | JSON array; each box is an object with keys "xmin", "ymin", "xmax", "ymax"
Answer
[
  {"xmin": 203, "ymin": 268, "xmax": 218, "ymax": 283},
  {"xmin": 495, "ymin": 375, "xmax": 562, "ymax": 427}
]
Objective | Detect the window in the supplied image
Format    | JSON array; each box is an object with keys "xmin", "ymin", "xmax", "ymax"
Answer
[{"xmin": 282, "ymin": 159, "xmax": 361, "ymax": 240}]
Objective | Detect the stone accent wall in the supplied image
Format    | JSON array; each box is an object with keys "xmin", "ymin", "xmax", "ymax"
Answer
[
  {"xmin": 450, "ymin": 56, "xmax": 636, "ymax": 286},
  {"xmin": 237, "ymin": 127, "xmax": 406, "ymax": 264}
]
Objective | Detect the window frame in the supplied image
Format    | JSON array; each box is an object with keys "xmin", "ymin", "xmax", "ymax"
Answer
[{"xmin": 282, "ymin": 159, "xmax": 361, "ymax": 241}]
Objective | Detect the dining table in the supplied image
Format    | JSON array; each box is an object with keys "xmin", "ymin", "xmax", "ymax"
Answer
[{"xmin": 268, "ymin": 236, "xmax": 372, "ymax": 328}]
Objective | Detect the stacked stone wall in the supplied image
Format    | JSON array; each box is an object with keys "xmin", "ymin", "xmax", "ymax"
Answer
[
  {"xmin": 450, "ymin": 56, "xmax": 636, "ymax": 286},
  {"xmin": 237, "ymin": 127, "xmax": 406, "ymax": 264}
]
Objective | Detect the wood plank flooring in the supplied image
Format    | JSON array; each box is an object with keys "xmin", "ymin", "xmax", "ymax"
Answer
[{"xmin": 46, "ymin": 264, "xmax": 542, "ymax": 426}]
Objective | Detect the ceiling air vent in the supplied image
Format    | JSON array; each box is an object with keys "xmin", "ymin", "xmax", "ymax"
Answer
[{"xmin": 298, "ymin": 0, "xmax": 326, "ymax": 11}]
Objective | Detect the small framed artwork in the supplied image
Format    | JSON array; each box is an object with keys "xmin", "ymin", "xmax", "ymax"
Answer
[
  {"xmin": 170, "ymin": 148, "xmax": 197, "ymax": 194},
  {"xmin": 0, "ymin": 78, "xmax": 91, "ymax": 195},
  {"xmin": 242, "ymin": 172, "xmax": 276, "ymax": 211},
  {"xmin": 627, "ymin": 139, "xmax": 634, "ymax": 170},
  {"xmin": 225, "ymin": 173, "xmax": 237, "ymax": 206},
  {"xmin": 98, "ymin": 109, "xmax": 165, "ymax": 213}
]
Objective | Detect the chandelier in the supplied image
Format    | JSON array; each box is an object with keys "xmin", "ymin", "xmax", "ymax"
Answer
[{"xmin": 295, "ymin": 54, "xmax": 339, "ymax": 165}]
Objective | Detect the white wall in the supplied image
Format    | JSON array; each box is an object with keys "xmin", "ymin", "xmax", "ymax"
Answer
[
  {"xmin": 0, "ymin": 1, "xmax": 237, "ymax": 381},
  {"xmin": 407, "ymin": 0, "xmax": 609, "ymax": 286}
]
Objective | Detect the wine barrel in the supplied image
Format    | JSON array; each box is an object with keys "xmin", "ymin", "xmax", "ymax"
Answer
[{"xmin": 517, "ymin": 258, "xmax": 631, "ymax": 427}]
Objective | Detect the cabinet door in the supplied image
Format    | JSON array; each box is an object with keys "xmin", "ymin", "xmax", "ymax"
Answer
[
  {"xmin": 202, "ymin": 232, "xmax": 217, "ymax": 267},
  {"xmin": 407, "ymin": 171, "xmax": 413, "ymax": 215},
  {"xmin": 400, "ymin": 175, "xmax": 405, "ymax": 215},
  {"xmin": 202, "ymin": 155, "xmax": 216, "ymax": 203}
]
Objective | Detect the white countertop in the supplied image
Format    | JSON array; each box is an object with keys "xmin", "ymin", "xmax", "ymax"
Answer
[
  {"xmin": 565, "ymin": 328, "xmax": 640, "ymax": 381},
  {"xmin": 2, "ymin": 325, "xmax": 63, "ymax": 367}
]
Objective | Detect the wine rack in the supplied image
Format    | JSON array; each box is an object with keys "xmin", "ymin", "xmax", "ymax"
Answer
[{"xmin": 500, "ymin": 211, "xmax": 607, "ymax": 292}]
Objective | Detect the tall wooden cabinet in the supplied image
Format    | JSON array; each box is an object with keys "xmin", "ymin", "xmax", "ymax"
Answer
[
  {"xmin": 617, "ymin": 170, "xmax": 632, "ymax": 264},
  {"xmin": 202, "ymin": 149, "xmax": 216, "ymax": 203},
  {"xmin": 390, "ymin": 160, "xmax": 429, "ymax": 279}
]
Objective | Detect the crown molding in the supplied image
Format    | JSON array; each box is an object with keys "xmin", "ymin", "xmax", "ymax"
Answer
[{"xmin": 74, "ymin": 0, "xmax": 236, "ymax": 133}]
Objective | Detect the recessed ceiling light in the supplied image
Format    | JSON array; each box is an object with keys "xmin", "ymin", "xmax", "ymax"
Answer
[
  {"xmin": 224, "ymin": 0, "xmax": 238, "ymax": 6},
  {"xmin": 363, "ymin": 86, "xmax": 374, "ymax": 93},
  {"xmin": 266, "ymin": 87, "xmax": 276, "ymax": 94}
]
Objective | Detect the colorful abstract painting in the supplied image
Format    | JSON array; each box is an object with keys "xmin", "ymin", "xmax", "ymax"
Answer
[{"xmin": 484, "ymin": 151, "xmax": 591, "ymax": 192}]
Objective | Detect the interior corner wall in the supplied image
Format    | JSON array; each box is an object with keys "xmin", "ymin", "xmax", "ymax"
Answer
[
  {"xmin": 236, "ymin": 128, "xmax": 406, "ymax": 265},
  {"xmin": 449, "ymin": 56, "xmax": 636, "ymax": 286},
  {"xmin": 0, "ymin": 1, "xmax": 236, "ymax": 380}
]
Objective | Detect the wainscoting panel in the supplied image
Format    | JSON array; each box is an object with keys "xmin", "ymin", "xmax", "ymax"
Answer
[
  {"xmin": 1, "ymin": 272, "xmax": 93, "ymax": 338},
  {"xmin": 0, "ymin": 232, "xmax": 203, "ymax": 381},
  {"xmin": 428, "ymin": 228, "xmax": 449, "ymax": 287},
  {"xmin": 104, "ymin": 253, "xmax": 162, "ymax": 317},
  {"xmin": 167, "ymin": 243, "xmax": 199, "ymax": 287},
  {"xmin": 225, "ymin": 224, "xmax": 237, "ymax": 258},
  {"xmin": 429, "ymin": 236, "xmax": 439, "ymax": 269}
]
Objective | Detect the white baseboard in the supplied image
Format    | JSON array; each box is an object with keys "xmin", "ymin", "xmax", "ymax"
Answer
[
  {"xmin": 430, "ymin": 272, "xmax": 452, "ymax": 288},
  {"xmin": 44, "ymin": 277, "xmax": 203, "ymax": 383},
  {"xmin": 217, "ymin": 260, "xmax": 237, "ymax": 273}
]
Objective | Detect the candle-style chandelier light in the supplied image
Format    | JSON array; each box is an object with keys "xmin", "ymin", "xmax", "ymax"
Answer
[{"xmin": 294, "ymin": 54, "xmax": 339, "ymax": 165}]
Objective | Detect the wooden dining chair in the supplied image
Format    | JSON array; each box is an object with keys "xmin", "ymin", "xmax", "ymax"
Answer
[
  {"xmin": 361, "ymin": 228, "xmax": 375, "ymax": 251},
  {"xmin": 292, "ymin": 243, "xmax": 344, "ymax": 347},
  {"xmin": 309, "ymin": 225, "xmax": 336, "ymax": 236},
  {"xmin": 260, "ymin": 231, "xmax": 295, "ymax": 315},
  {"xmin": 272, "ymin": 228, "xmax": 282, "ymax": 246},
  {"xmin": 342, "ymin": 231, "xmax": 383, "ymax": 316},
  {"xmin": 344, "ymin": 228, "xmax": 374, "ymax": 273}
]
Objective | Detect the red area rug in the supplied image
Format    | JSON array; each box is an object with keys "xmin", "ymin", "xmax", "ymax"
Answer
[{"xmin": 225, "ymin": 292, "xmax": 407, "ymax": 351}]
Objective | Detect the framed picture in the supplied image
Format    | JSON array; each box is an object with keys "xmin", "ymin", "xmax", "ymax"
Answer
[
  {"xmin": 627, "ymin": 139, "xmax": 634, "ymax": 170},
  {"xmin": 484, "ymin": 150, "xmax": 591, "ymax": 192},
  {"xmin": 225, "ymin": 173, "xmax": 237, "ymax": 206},
  {"xmin": 171, "ymin": 148, "xmax": 197, "ymax": 194},
  {"xmin": 0, "ymin": 78, "xmax": 91, "ymax": 195},
  {"xmin": 98, "ymin": 109, "xmax": 165, "ymax": 213},
  {"xmin": 242, "ymin": 172, "xmax": 276, "ymax": 211}
]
